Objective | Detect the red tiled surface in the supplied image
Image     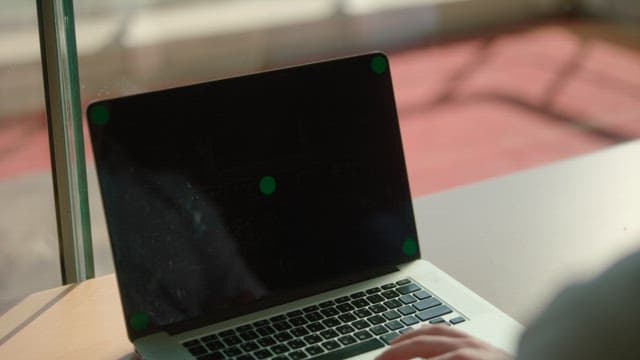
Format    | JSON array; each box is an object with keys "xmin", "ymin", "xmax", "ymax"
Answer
[
  {"xmin": 390, "ymin": 25, "xmax": 640, "ymax": 196},
  {"xmin": 0, "ymin": 23, "xmax": 639, "ymax": 196}
]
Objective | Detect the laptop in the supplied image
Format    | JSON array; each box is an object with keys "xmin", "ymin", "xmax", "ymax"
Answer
[{"xmin": 87, "ymin": 52, "xmax": 522, "ymax": 360}]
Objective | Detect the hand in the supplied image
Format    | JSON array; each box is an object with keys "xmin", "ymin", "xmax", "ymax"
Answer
[{"xmin": 375, "ymin": 324, "xmax": 513, "ymax": 360}]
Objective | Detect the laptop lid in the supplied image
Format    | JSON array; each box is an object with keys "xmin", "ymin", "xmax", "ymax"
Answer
[{"xmin": 87, "ymin": 52, "xmax": 419, "ymax": 341}]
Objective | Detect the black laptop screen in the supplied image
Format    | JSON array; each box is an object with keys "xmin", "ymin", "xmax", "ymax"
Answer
[{"xmin": 88, "ymin": 53, "xmax": 419, "ymax": 339}]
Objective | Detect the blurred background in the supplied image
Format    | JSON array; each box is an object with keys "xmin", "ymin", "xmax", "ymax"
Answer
[{"xmin": 1, "ymin": 0, "xmax": 639, "ymax": 314}]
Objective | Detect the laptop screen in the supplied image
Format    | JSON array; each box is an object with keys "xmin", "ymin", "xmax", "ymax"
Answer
[{"xmin": 88, "ymin": 53, "xmax": 419, "ymax": 339}]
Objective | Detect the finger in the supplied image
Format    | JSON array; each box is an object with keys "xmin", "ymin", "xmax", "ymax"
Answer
[
  {"xmin": 391, "ymin": 324, "xmax": 469, "ymax": 345},
  {"xmin": 429, "ymin": 347, "xmax": 512, "ymax": 360},
  {"xmin": 375, "ymin": 335, "xmax": 465, "ymax": 360}
]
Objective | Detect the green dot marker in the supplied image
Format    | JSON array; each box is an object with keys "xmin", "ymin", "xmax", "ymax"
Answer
[
  {"xmin": 370, "ymin": 55, "xmax": 387, "ymax": 74},
  {"xmin": 259, "ymin": 176, "xmax": 276, "ymax": 195},
  {"xmin": 402, "ymin": 237, "xmax": 418, "ymax": 256},
  {"xmin": 89, "ymin": 104, "xmax": 109, "ymax": 125},
  {"xmin": 130, "ymin": 312, "xmax": 149, "ymax": 331}
]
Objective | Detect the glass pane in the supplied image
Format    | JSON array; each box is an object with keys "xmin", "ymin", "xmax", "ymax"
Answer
[
  {"xmin": 74, "ymin": 1, "xmax": 640, "ymax": 276},
  {"xmin": 0, "ymin": 1, "xmax": 60, "ymax": 313}
]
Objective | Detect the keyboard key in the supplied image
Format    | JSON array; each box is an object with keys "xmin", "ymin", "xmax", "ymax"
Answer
[
  {"xmin": 253, "ymin": 319, "xmax": 269, "ymax": 328},
  {"xmin": 205, "ymin": 340, "xmax": 224, "ymax": 351},
  {"xmin": 399, "ymin": 295, "xmax": 417, "ymax": 304},
  {"xmin": 236, "ymin": 355, "xmax": 255, "ymax": 360},
  {"xmin": 274, "ymin": 331, "xmax": 293, "ymax": 342},
  {"xmin": 366, "ymin": 294, "xmax": 385, "ymax": 304},
  {"xmin": 254, "ymin": 349, "xmax": 272, "ymax": 359},
  {"xmin": 304, "ymin": 334, "xmax": 323, "ymax": 344},
  {"xmin": 305, "ymin": 312, "xmax": 323, "ymax": 322},
  {"xmin": 237, "ymin": 324, "xmax": 253, "ymax": 333},
  {"xmin": 187, "ymin": 345, "xmax": 207, "ymax": 356},
  {"xmin": 350, "ymin": 291, "xmax": 366, "ymax": 299},
  {"xmin": 429, "ymin": 317, "xmax": 446, "ymax": 324},
  {"xmin": 413, "ymin": 290, "xmax": 431, "ymax": 300},
  {"xmin": 382, "ymin": 310, "xmax": 401, "ymax": 320},
  {"xmin": 416, "ymin": 305, "xmax": 453, "ymax": 322},
  {"xmin": 354, "ymin": 308, "xmax": 372, "ymax": 318},
  {"xmin": 401, "ymin": 316, "xmax": 419, "ymax": 326},
  {"xmin": 256, "ymin": 325, "xmax": 276, "ymax": 336},
  {"xmin": 338, "ymin": 334, "xmax": 357, "ymax": 346},
  {"xmin": 383, "ymin": 299, "xmax": 403, "ymax": 309},
  {"xmin": 290, "ymin": 317, "xmax": 309, "ymax": 327},
  {"xmin": 288, "ymin": 339, "xmax": 307, "ymax": 349},
  {"xmin": 270, "ymin": 315, "xmax": 287, "ymax": 323},
  {"xmin": 257, "ymin": 336, "xmax": 276, "ymax": 347},
  {"xmin": 398, "ymin": 305, "xmax": 416, "ymax": 315},
  {"xmin": 287, "ymin": 310, "xmax": 303, "ymax": 318},
  {"xmin": 197, "ymin": 352, "xmax": 224, "ymax": 360},
  {"xmin": 322, "ymin": 317, "xmax": 340, "ymax": 328},
  {"xmin": 271, "ymin": 344, "xmax": 290, "ymax": 354},
  {"xmin": 386, "ymin": 320, "xmax": 404, "ymax": 331},
  {"xmin": 396, "ymin": 279, "xmax": 411, "ymax": 286},
  {"xmin": 336, "ymin": 303, "xmax": 355, "ymax": 313},
  {"xmin": 370, "ymin": 325, "xmax": 388, "ymax": 335},
  {"xmin": 219, "ymin": 329, "xmax": 235, "ymax": 337},
  {"xmin": 241, "ymin": 341, "xmax": 259, "ymax": 352},
  {"xmin": 307, "ymin": 322, "xmax": 325, "ymax": 332},
  {"xmin": 397, "ymin": 283, "xmax": 420, "ymax": 295},
  {"xmin": 380, "ymin": 332, "xmax": 400, "ymax": 345},
  {"xmin": 336, "ymin": 324, "xmax": 355, "ymax": 334},
  {"xmin": 338, "ymin": 313, "xmax": 357, "ymax": 323},
  {"xmin": 366, "ymin": 287, "xmax": 381, "ymax": 294},
  {"xmin": 351, "ymin": 299, "xmax": 369, "ymax": 309},
  {"xmin": 353, "ymin": 330, "xmax": 373, "ymax": 341},
  {"xmin": 399, "ymin": 327, "xmax": 414, "ymax": 334},
  {"xmin": 183, "ymin": 339, "xmax": 200, "ymax": 348},
  {"xmin": 222, "ymin": 335, "xmax": 242, "ymax": 346},
  {"xmin": 352, "ymin": 319, "xmax": 370, "ymax": 330},
  {"xmin": 303, "ymin": 305, "xmax": 319, "ymax": 313},
  {"xmin": 320, "ymin": 307, "xmax": 339, "ymax": 317},
  {"xmin": 292, "ymin": 326, "xmax": 310, "ymax": 337},
  {"xmin": 306, "ymin": 338, "xmax": 384, "ymax": 360},
  {"xmin": 240, "ymin": 330, "xmax": 259, "ymax": 341},
  {"xmin": 319, "ymin": 300, "xmax": 335, "ymax": 308},
  {"xmin": 335, "ymin": 296, "xmax": 350, "ymax": 304},
  {"xmin": 201, "ymin": 334, "xmax": 218, "ymax": 343},
  {"xmin": 369, "ymin": 304, "xmax": 386, "ymax": 314},
  {"xmin": 367, "ymin": 315, "xmax": 386, "ymax": 325},
  {"xmin": 381, "ymin": 283, "xmax": 397, "ymax": 290},
  {"xmin": 223, "ymin": 346, "xmax": 242, "ymax": 357},
  {"xmin": 321, "ymin": 340, "xmax": 341, "ymax": 351},
  {"xmin": 290, "ymin": 350, "xmax": 309, "ymax": 359},
  {"xmin": 305, "ymin": 344, "xmax": 325, "ymax": 355},
  {"xmin": 414, "ymin": 298, "xmax": 441, "ymax": 311},
  {"xmin": 274, "ymin": 321, "xmax": 292, "ymax": 331},
  {"xmin": 382, "ymin": 290, "xmax": 400, "ymax": 299},
  {"xmin": 320, "ymin": 329, "xmax": 339, "ymax": 339},
  {"xmin": 450, "ymin": 316, "xmax": 466, "ymax": 325}
]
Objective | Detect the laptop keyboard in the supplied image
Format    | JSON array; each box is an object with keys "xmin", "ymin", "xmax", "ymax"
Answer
[{"xmin": 181, "ymin": 279, "xmax": 465, "ymax": 360}]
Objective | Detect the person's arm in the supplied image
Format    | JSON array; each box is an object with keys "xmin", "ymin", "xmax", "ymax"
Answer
[{"xmin": 517, "ymin": 250, "xmax": 640, "ymax": 360}]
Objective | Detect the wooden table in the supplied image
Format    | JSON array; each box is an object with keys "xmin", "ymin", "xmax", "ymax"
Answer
[{"xmin": 2, "ymin": 140, "xmax": 638, "ymax": 359}]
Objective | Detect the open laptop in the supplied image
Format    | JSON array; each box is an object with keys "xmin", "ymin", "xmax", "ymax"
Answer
[{"xmin": 87, "ymin": 52, "xmax": 522, "ymax": 360}]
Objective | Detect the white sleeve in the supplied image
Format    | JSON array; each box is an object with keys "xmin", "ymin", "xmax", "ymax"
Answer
[{"xmin": 516, "ymin": 250, "xmax": 640, "ymax": 360}]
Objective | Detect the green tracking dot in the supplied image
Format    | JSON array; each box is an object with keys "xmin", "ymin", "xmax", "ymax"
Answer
[
  {"xmin": 89, "ymin": 104, "xmax": 109, "ymax": 125},
  {"xmin": 259, "ymin": 176, "xmax": 276, "ymax": 195},
  {"xmin": 402, "ymin": 237, "xmax": 418, "ymax": 256},
  {"xmin": 130, "ymin": 312, "xmax": 149, "ymax": 331},
  {"xmin": 370, "ymin": 55, "xmax": 388, "ymax": 74}
]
